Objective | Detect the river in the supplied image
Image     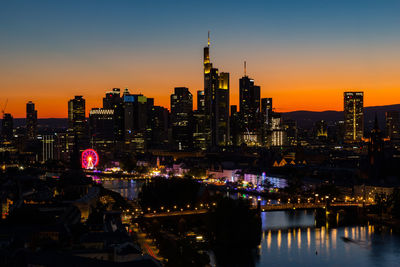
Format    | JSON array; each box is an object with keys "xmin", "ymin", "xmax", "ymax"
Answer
[
  {"xmin": 97, "ymin": 177, "xmax": 400, "ymax": 266},
  {"xmin": 258, "ymin": 210, "xmax": 400, "ymax": 267}
]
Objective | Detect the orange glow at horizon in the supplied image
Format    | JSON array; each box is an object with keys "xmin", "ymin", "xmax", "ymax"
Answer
[
  {"xmin": 2, "ymin": 46, "xmax": 400, "ymax": 118},
  {"xmin": 3, "ymin": 83, "xmax": 400, "ymax": 118}
]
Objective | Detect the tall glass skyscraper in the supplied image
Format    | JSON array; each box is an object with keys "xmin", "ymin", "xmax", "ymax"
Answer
[
  {"xmin": 68, "ymin": 96, "xmax": 87, "ymax": 149},
  {"xmin": 170, "ymin": 87, "xmax": 193, "ymax": 151},
  {"xmin": 344, "ymin": 92, "xmax": 364, "ymax": 143},
  {"xmin": 203, "ymin": 32, "xmax": 230, "ymax": 148},
  {"xmin": 26, "ymin": 101, "xmax": 37, "ymax": 140}
]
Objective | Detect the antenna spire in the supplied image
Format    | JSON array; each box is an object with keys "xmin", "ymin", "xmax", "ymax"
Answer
[
  {"xmin": 244, "ymin": 61, "xmax": 247, "ymax": 76},
  {"xmin": 208, "ymin": 31, "xmax": 210, "ymax": 47}
]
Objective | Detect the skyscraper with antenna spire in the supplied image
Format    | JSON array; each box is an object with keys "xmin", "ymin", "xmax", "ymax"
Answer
[
  {"xmin": 238, "ymin": 61, "xmax": 261, "ymax": 146},
  {"xmin": 203, "ymin": 32, "xmax": 230, "ymax": 148}
]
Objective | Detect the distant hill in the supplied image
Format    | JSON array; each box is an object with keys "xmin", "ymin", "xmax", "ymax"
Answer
[
  {"xmin": 1, "ymin": 104, "xmax": 399, "ymax": 131},
  {"xmin": 7, "ymin": 118, "xmax": 68, "ymax": 129},
  {"xmin": 282, "ymin": 104, "xmax": 400, "ymax": 129}
]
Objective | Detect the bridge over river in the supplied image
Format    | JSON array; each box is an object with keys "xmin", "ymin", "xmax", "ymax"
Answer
[
  {"xmin": 141, "ymin": 202, "xmax": 367, "ymax": 218},
  {"xmin": 260, "ymin": 202, "xmax": 365, "ymax": 211}
]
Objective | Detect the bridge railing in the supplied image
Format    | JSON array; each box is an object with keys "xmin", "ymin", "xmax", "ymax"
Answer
[{"xmin": 260, "ymin": 203, "xmax": 326, "ymax": 211}]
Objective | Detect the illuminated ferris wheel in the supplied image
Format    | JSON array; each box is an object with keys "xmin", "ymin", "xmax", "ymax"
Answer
[{"xmin": 81, "ymin": 149, "xmax": 99, "ymax": 169}]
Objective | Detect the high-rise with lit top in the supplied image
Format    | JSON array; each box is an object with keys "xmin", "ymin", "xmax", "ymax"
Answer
[{"xmin": 203, "ymin": 32, "xmax": 230, "ymax": 148}]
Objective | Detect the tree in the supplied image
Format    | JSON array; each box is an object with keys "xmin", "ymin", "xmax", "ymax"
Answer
[
  {"xmin": 187, "ymin": 167, "xmax": 206, "ymax": 179},
  {"xmin": 391, "ymin": 188, "xmax": 400, "ymax": 219},
  {"xmin": 119, "ymin": 154, "xmax": 136, "ymax": 172},
  {"xmin": 284, "ymin": 175, "xmax": 304, "ymax": 195}
]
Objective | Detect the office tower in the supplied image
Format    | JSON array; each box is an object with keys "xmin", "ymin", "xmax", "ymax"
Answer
[
  {"xmin": 42, "ymin": 134, "xmax": 55, "ymax": 162},
  {"xmin": 216, "ymin": 72, "xmax": 230, "ymax": 146},
  {"xmin": 261, "ymin": 98, "xmax": 273, "ymax": 146},
  {"xmin": 26, "ymin": 101, "xmax": 37, "ymax": 140},
  {"xmin": 386, "ymin": 111, "xmax": 400, "ymax": 142},
  {"xmin": 344, "ymin": 92, "xmax": 364, "ymax": 143},
  {"xmin": 54, "ymin": 132, "xmax": 69, "ymax": 163},
  {"xmin": 203, "ymin": 33, "xmax": 230, "ymax": 148},
  {"xmin": 238, "ymin": 64, "xmax": 261, "ymax": 146},
  {"xmin": 332, "ymin": 120, "xmax": 345, "ymax": 144},
  {"xmin": 283, "ymin": 119, "xmax": 297, "ymax": 146},
  {"xmin": 368, "ymin": 116, "xmax": 385, "ymax": 180},
  {"xmin": 89, "ymin": 109, "xmax": 115, "ymax": 140},
  {"xmin": 145, "ymin": 97, "xmax": 155, "ymax": 147},
  {"xmin": 68, "ymin": 96, "xmax": 87, "ymax": 149},
  {"xmin": 270, "ymin": 113, "xmax": 285, "ymax": 147},
  {"xmin": 1, "ymin": 113, "xmax": 13, "ymax": 141},
  {"xmin": 315, "ymin": 120, "xmax": 328, "ymax": 140},
  {"xmin": 170, "ymin": 87, "xmax": 193, "ymax": 151},
  {"xmin": 197, "ymin": 90, "xmax": 205, "ymax": 113},
  {"xmin": 239, "ymin": 63, "xmax": 260, "ymax": 127},
  {"xmin": 103, "ymin": 88, "xmax": 124, "ymax": 142},
  {"xmin": 193, "ymin": 90, "xmax": 207, "ymax": 151},
  {"xmin": 89, "ymin": 108, "xmax": 115, "ymax": 155},
  {"xmin": 123, "ymin": 93, "xmax": 148, "ymax": 152},
  {"xmin": 149, "ymin": 106, "xmax": 169, "ymax": 149},
  {"xmin": 230, "ymin": 105, "xmax": 240, "ymax": 146},
  {"xmin": 103, "ymin": 88, "xmax": 121, "ymax": 109},
  {"xmin": 261, "ymin": 98, "xmax": 273, "ymax": 128}
]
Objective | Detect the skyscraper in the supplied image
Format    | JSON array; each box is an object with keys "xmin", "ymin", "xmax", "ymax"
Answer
[
  {"xmin": 68, "ymin": 96, "xmax": 87, "ymax": 149},
  {"xmin": 203, "ymin": 33, "xmax": 230, "ymax": 148},
  {"xmin": 239, "ymin": 63, "xmax": 261, "ymax": 146},
  {"xmin": 315, "ymin": 120, "xmax": 328, "ymax": 140},
  {"xmin": 261, "ymin": 98, "xmax": 273, "ymax": 128},
  {"xmin": 270, "ymin": 113, "xmax": 285, "ymax": 147},
  {"xmin": 103, "ymin": 88, "xmax": 124, "ymax": 142},
  {"xmin": 170, "ymin": 87, "xmax": 193, "ymax": 151},
  {"xmin": 216, "ymin": 72, "xmax": 230, "ymax": 146},
  {"xmin": 283, "ymin": 119, "xmax": 297, "ymax": 146},
  {"xmin": 230, "ymin": 105, "xmax": 240, "ymax": 146},
  {"xmin": 368, "ymin": 116, "xmax": 385, "ymax": 180},
  {"xmin": 193, "ymin": 90, "xmax": 207, "ymax": 151},
  {"xmin": 1, "ymin": 113, "xmax": 13, "ymax": 141},
  {"xmin": 26, "ymin": 101, "xmax": 37, "ymax": 140},
  {"xmin": 386, "ymin": 110, "xmax": 400, "ymax": 142},
  {"xmin": 197, "ymin": 90, "xmax": 205, "ymax": 113},
  {"xmin": 42, "ymin": 134, "xmax": 55, "ymax": 162},
  {"xmin": 261, "ymin": 98, "xmax": 273, "ymax": 146},
  {"xmin": 239, "ymin": 63, "xmax": 260, "ymax": 127},
  {"xmin": 344, "ymin": 92, "xmax": 364, "ymax": 143},
  {"xmin": 149, "ymin": 105, "xmax": 169, "ymax": 149},
  {"xmin": 123, "ymin": 93, "xmax": 149, "ymax": 152},
  {"xmin": 89, "ymin": 108, "xmax": 115, "ymax": 156}
]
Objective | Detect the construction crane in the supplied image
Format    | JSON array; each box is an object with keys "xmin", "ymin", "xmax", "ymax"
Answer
[{"xmin": 0, "ymin": 99, "xmax": 8, "ymax": 117}]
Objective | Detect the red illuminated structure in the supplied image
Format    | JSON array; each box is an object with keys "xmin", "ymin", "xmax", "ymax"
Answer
[{"xmin": 81, "ymin": 149, "xmax": 99, "ymax": 169}]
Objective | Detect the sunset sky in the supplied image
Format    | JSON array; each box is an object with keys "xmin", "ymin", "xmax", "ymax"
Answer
[{"xmin": 1, "ymin": 0, "xmax": 400, "ymax": 118}]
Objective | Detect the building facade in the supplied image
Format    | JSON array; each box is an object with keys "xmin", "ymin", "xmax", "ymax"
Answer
[
  {"xmin": 386, "ymin": 111, "xmax": 400, "ymax": 142},
  {"xmin": 26, "ymin": 101, "xmax": 37, "ymax": 140},
  {"xmin": 170, "ymin": 87, "xmax": 193, "ymax": 151},
  {"xmin": 67, "ymin": 96, "xmax": 87, "ymax": 150},
  {"xmin": 203, "ymin": 34, "xmax": 230, "ymax": 148},
  {"xmin": 1, "ymin": 113, "xmax": 13, "ymax": 141},
  {"xmin": 344, "ymin": 92, "xmax": 364, "ymax": 143}
]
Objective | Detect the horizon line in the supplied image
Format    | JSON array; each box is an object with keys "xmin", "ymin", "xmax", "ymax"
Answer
[{"xmin": 7, "ymin": 103, "xmax": 400, "ymax": 120}]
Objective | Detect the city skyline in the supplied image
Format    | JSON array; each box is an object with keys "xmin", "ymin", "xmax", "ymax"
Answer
[
  {"xmin": 2, "ymin": 0, "xmax": 400, "ymax": 118},
  {"xmin": 2, "ymin": 2, "xmax": 400, "ymax": 266}
]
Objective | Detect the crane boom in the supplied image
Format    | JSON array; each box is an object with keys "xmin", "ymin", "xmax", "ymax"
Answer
[{"xmin": 1, "ymin": 99, "xmax": 8, "ymax": 115}]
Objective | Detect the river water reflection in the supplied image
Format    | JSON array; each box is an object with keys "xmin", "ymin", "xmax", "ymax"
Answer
[
  {"xmin": 99, "ymin": 178, "xmax": 143, "ymax": 200},
  {"xmin": 258, "ymin": 210, "xmax": 400, "ymax": 267},
  {"xmin": 96, "ymin": 177, "xmax": 400, "ymax": 266}
]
